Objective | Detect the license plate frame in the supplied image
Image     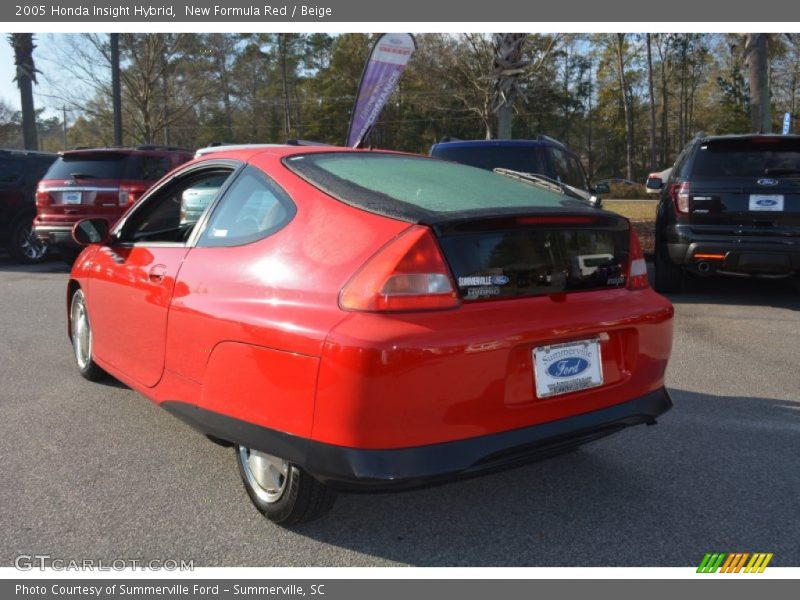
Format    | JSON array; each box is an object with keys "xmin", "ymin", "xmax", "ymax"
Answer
[
  {"xmin": 533, "ymin": 338, "xmax": 603, "ymax": 399},
  {"xmin": 749, "ymin": 194, "xmax": 784, "ymax": 211},
  {"xmin": 62, "ymin": 191, "xmax": 82, "ymax": 205}
]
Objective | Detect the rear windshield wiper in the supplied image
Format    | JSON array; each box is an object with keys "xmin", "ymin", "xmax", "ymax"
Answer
[
  {"xmin": 493, "ymin": 168, "xmax": 601, "ymax": 207},
  {"xmin": 763, "ymin": 168, "xmax": 800, "ymax": 176},
  {"xmin": 69, "ymin": 172, "xmax": 98, "ymax": 179}
]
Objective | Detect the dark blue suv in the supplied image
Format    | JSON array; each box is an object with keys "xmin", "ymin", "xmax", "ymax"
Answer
[{"xmin": 429, "ymin": 137, "xmax": 606, "ymax": 201}]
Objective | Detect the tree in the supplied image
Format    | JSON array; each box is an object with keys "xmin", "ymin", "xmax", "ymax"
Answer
[
  {"xmin": 615, "ymin": 34, "xmax": 634, "ymax": 180},
  {"xmin": 492, "ymin": 33, "xmax": 528, "ymax": 139},
  {"xmin": 8, "ymin": 33, "xmax": 39, "ymax": 150},
  {"xmin": 646, "ymin": 34, "xmax": 657, "ymax": 171},
  {"xmin": 745, "ymin": 33, "xmax": 771, "ymax": 133}
]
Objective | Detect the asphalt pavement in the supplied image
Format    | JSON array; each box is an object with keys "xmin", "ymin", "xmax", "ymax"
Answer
[{"xmin": 1, "ymin": 256, "xmax": 798, "ymax": 567}]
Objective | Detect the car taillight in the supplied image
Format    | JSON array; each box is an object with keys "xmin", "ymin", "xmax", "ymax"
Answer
[
  {"xmin": 35, "ymin": 187, "xmax": 50, "ymax": 207},
  {"xmin": 627, "ymin": 227, "xmax": 649, "ymax": 290},
  {"xmin": 119, "ymin": 185, "xmax": 147, "ymax": 206},
  {"xmin": 339, "ymin": 225, "xmax": 461, "ymax": 312},
  {"xmin": 669, "ymin": 182, "xmax": 690, "ymax": 213}
]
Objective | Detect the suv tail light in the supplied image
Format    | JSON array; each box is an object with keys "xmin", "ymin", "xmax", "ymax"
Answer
[
  {"xmin": 669, "ymin": 182, "xmax": 690, "ymax": 213},
  {"xmin": 35, "ymin": 186, "xmax": 50, "ymax": 207},
  {"xmin": 340, "ymin": 225, "xmax": 460, "ymax": 312},
  {"xmin": 627, "ymin": 227, "xmax": 649, "ymax": 290},
  {"xmin": 119, "ymin": 184, "xmax": 148, "ymax": 206}
]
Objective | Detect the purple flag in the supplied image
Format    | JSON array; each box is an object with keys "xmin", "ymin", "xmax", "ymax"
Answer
[{"xmin": 346, "ymin": 33, "xmax": 417, "ymax": 148}]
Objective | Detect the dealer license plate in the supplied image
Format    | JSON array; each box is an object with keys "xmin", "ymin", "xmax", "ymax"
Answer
[
  {"xmin": 533, "ymin": 339, "xmax": 603, "ymax": 398},
  {"xmin": 749, "ymin": 194, "xmax": 784, "ymax": 211},
  {"xmin": 62, "ymin": 191, "xmax": 82, "ymax": 205}
]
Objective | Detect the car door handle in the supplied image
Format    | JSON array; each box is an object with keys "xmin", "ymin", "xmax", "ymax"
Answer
[{"xmin": 148, "ymin": 264, "xmax": 167, "ymax": 283}]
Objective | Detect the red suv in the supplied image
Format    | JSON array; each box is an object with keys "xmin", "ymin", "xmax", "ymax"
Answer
[{"xmin": 34, "ymin": 146, "xmax": 192, "ymax": 262}]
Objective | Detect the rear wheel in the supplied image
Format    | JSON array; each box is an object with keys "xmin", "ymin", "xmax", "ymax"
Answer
[
  {"xmin": 8, "ymin": 217, "xmax": 48, "ymax": 263},
  {"xmin": 654, "ymin": 241, "xmax": 684, "ymax": 293},
  {"xmin": 235, "ymin": 446, "xmax": 336, "ymax": 525},
  {"xmin": 69, "ymin": 289, "xmax": 105, "ymax": 381}
]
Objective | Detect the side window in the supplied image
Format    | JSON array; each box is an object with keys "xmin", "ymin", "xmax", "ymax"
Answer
[
  {"xmin": 118, "ymin": 169, "xmax": 233, "ymax": 244},
  {"xmin": 548, "ymin": 149, "xmax": 585, "ymax": 189},
  {"xmin": 198, "ymin": 166, "xmax": 295, "ymax": 248}
]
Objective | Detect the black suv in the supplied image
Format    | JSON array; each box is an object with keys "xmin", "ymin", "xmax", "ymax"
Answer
[
  {"xmin": 0, "ymin": 149, "xmax": 57, "ymax": 263},
  {"xmin": 654, "ymin": 134, "xmax": 800, "ymax": 292},
  {"xmin": 429, "ymin": 137, "xmax": 608, "ymax": 201}
]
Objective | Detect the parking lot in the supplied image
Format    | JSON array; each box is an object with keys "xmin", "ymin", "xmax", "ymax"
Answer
[{"xmin": 1, "ymin": 256, "xmax": 798, "ymax": 567}]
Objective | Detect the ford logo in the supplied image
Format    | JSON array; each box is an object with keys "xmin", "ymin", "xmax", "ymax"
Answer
[
  {"xmin": 757, "ymin": 178, "xmax": 779, "ymax": 186},
  {"xmin": 491, "ymin": 275, "xmax": 510, "ymax": 285},
  {"xmin": 547, "ymin": 357, "xmax": 590, "ymax": 379},
  {"xmin": 755, "ymin": 198, "xmax": 778, "ymax": 207}
]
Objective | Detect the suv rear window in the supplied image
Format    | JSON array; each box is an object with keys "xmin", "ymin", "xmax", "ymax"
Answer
[
  {"xmin": 691, "ymin": 139, "xmax": 800, "ymax": 178},
  {"xmin": 431, "ymin": 145, "xmax": 547, "ymax": 175},
  {"xmin": 44, "ymin": 153, "xmax": 171, "ymax": 181},
  {"xmin": 284, "ymin": 152, "xmax": 566, "ymax": 221}
]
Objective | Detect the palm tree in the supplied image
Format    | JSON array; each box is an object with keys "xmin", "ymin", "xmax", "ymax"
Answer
[
  {"xmin": 745, "ymin": 34, "xmax": 771, "ymax": 133},
  {"xmin": 8, "ymin": 33, "xmax": 38, "ymax": 150},
  {"xmin": 492, "ymin": 33, "xmax": 528, "ymax": 139}
]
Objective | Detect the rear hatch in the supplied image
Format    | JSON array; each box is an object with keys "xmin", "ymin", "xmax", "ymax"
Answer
[
  {"xmin": 36, "ymin": 151, "xmax": 169, "ymax": 225},
  {"xmin": 681, "ymin": 137, "xmax": 800, "ymax": 233}
]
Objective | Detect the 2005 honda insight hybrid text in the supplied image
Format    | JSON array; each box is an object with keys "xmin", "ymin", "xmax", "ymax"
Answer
[{"xmin": 66, "ymin": 145, "xmax": 674, "ymax": 524}]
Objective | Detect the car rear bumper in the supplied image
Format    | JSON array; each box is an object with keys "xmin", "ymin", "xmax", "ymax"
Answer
[
  {"xmin": 33, "ymin": 224, "xmax": 78, "ymax": 248},
  {"xmin": 665, "ymin": 224, "xmax": 800, "ymax": 274},
  {"xmin": 163, "ymin": 387, "xmax": 672, "ymax": 491}
]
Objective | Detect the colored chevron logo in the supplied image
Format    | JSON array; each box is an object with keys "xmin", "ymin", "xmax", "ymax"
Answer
[{"xmin": 697, "ymin": 552, "xmax": 773, "ymax": 573}]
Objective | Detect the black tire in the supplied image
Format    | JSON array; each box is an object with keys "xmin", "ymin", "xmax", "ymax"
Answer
[
  {"xmin": 8, "ymin": 216, "xmax": 48, "ymax": 264},
  {"xmin": 69, "ymin": 289, "xmax": 106, "ymax": 381},
  {"xmin": 236, "ymin": 445, "xmax": 336, "ymax": 525},
  {"xmin": 654, "ymin": 241, "xmax": 684, "ymax": 294}
]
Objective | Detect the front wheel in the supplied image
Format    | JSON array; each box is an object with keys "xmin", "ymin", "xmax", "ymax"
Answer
[
  {"xmin": 9, "ymin": 217, "xmax": 48, "ymax": 263},
  {"xmin": 69, "ymin": 289, "xmax": 105, "ymax": 381},
  {"xmin": 235, "ymin": 446, "xmax": 336, "ymax": 525}
]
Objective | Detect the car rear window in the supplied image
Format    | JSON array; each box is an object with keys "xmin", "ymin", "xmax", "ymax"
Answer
[
  {"xmin": 44, "ymin": 153, "xmax": 171, "ymax": 181},
  {"xmin": 691, "ymin": 139, "xmax": 800, "ymax": 178},
  {"xmin": 431, "ymin": 145, "xmax": 547, "ymax": 175},
  {"xmin": 284, "ymin": 152, "xmax": 567, "ymax": 221}
]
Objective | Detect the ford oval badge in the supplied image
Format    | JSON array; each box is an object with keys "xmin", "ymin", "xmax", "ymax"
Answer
[
  {"xmin": 491, "ymin": 275, "xmax": 510, "ymax": 286},
  {"xmin": 755, "ymin": 198, "xmax": 778, "ymax": 207},
  {"xmin": 546, "ymin": 357, "xmax": 590, "ymax": 379},
  {"xmin": 757, "ymin": 178, "xmax": 779, "ymax": 186}
]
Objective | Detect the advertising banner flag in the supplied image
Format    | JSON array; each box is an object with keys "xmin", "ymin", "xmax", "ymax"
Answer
[{"xmin": 346, "ymin": 33, "xmax": 417, "ymax": 148}]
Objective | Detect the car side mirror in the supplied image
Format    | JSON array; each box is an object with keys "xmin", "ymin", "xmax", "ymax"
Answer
[
  {"xmin": 589, "ymin": 195, "xmax": 603, "ymax": 209},
  {"xmin": 72, "ymin": 218, "xmax": 111, "ymax": 246},
  {"xmin": 647, "ymin": 178, "xmax": 663, "ymax": 191},
  {"xmin": 593, "ymin": 183, "xmax": 610, "ymax": 195}
]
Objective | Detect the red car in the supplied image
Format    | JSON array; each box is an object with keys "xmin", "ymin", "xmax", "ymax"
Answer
[
  {"xmin": 67, "ymin": 145, "xmax": 674, "ymax": 524},
  {"xmin": 34, "ymin": 146, "xmax": 192, "ymax": 263}
]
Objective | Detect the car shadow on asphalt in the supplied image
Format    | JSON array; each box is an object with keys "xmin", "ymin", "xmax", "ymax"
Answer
[
  {"xmin": 281, "ymin": 388, "xmax": 800, "ymax": 566},
  {"xmin": 0, "ymin": 255, "xmax": 70, "ymax": 274},
  {"xmin": 664, "ymin": 274, "xmax": 800, "ymax": 311}
]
